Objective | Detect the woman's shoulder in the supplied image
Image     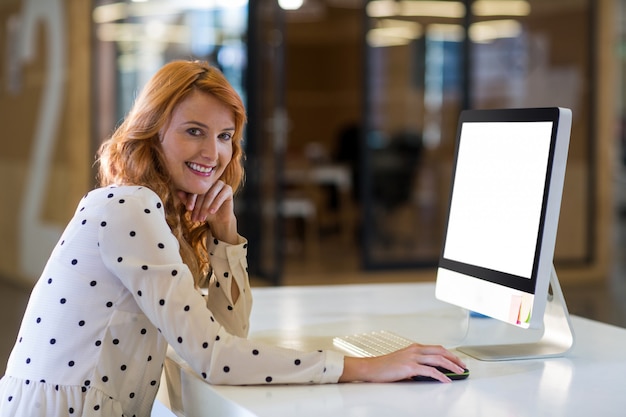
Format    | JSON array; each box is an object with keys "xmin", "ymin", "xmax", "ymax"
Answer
[
  {"xmin": 73, "ymin": 185, "xmax": 165, "ymax": 218},
  {"xmin": 84, "ymin": 185, "xmax": 163, "ymax": 205}
]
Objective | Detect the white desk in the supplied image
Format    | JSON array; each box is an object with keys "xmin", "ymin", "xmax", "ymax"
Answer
[{"xmin": 162, "ymin": 282, "xmax": 626, "ymax": 417}]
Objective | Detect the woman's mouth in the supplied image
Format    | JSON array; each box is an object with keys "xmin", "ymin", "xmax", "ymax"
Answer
[{"xmin": 186, "ymin": 162, "xmax": 215, "ymax": 175}]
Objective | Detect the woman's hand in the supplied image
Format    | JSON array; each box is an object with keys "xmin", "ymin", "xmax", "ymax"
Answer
[
  {"xmin": 339, "ymin": 343, "xmax": 467, "ymax": 383},
  {"xmin": 177, "ymin": 180, "xmax": 238, "ymax": 244}
]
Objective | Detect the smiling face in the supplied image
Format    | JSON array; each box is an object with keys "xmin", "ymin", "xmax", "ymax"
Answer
[{"xmin": 160, "ymin": 90, "xmax": 235, "ymax": 196}]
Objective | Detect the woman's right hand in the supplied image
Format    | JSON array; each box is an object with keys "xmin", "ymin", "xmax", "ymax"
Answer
[
  {"xmin": 339, "ymin": 343, "xmax": 467, "ymax": 383},
  {"xmin": 176, "ymin": 180, "xmax": 239, "ymax": 245}
]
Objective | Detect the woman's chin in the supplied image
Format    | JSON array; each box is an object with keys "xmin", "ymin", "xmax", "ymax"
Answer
[
  {"xmin": 181, "ymin": 180, "xmax": 211, "ymax": 194},
  {"xmin": 175, "ymin": 186, "xmax": 208, "ymax": 200}
]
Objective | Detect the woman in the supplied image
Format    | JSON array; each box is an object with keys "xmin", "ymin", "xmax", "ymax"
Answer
[{"xmin": 0, "ymin": 60, "xmax": 466, "ymax": 417}]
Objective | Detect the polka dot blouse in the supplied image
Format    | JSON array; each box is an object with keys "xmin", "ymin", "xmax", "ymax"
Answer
[{"xmin": 0, "ymin": 186, "xmax": 344, "ymax": 417}]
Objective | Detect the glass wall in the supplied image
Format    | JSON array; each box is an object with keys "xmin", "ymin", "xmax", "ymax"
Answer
[
  {"xmin": 361, "ymin": 0, "xmax": 595, "ymax": 270},
  {"xmin": 88, "ymin": 0, "xmax": 603, "ymax": 283}
]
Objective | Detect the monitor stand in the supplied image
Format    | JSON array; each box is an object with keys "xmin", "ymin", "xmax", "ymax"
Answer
[{"xmin": 457, "ymin": 265, "xmax": 576, "ymax": 361}]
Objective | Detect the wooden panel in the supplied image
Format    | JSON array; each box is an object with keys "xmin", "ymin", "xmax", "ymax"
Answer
[{"xmin": 0, "ymin": 0, "xmax": 91, "ymax": 287}]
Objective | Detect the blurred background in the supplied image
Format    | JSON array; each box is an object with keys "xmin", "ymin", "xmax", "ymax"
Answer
[{"xmin": 1, "ymin": 0, "xmax": 625, "ymax": 374}]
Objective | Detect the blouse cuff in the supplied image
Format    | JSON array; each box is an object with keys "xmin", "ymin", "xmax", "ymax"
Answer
[
  {"xmin": 207, "ymin": 234, "xmax": 248, "ymax": 304},
  {"xmin": 320, "ymin": 350, "xmax": 345, "ymax": 384}
]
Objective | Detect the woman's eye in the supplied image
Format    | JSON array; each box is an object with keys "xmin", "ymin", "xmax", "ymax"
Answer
[
  {"xmin": 187, "ymin": 128, "xmax": 202, "ymax": 136},
  {"xmin": 219, "ymin": 132, "xmax": 233, "ymax": 141}
]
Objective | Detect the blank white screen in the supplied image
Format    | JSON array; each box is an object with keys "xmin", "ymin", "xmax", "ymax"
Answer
[{"xmin": 443, "ymin": 121, "xmax": 553, "ymax": 279}]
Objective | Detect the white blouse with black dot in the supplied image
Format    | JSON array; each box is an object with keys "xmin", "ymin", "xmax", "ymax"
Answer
[{"xmin": 0, "ymin": 185, "xmax": 344, "ymax": 417}]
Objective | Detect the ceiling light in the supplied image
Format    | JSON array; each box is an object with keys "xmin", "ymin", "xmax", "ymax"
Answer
[
  {"xmin": 368, "ymin": 20, "xmax": 423, "ymax": 47},
  {"xmin": 367, "ymin": 1, "xmax": 465, "ymax": 18},
  {"xmin": 366, "ymin": 0, "xmax": 398, "ymax": 17},
  {"xmin": 278, "ymin": 0, "xmax": 305, "ymax": 10},
  {"xmin": 400, "ymin": 1, "xmax": 465, "ymax": 18},
  {"xmin": 470, "ymin": 19, "xmax": 522, "ymax": 43},
  {"xmin": 473, "ymin": 0, "xmax": 531, "ymax": 17},
  {"xmin": 367, "ymin": 29, "xmax": 413, "ymax": 47}
]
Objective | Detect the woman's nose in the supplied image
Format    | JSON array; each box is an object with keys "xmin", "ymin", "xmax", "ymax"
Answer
[{"xmin": 201, "ymin": 136, "xmax": 218, "ymax": 158}]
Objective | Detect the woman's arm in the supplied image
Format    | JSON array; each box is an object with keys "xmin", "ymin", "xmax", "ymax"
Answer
[{"xmin": 177, "ymin": 184, "xmax": 466, "ymax": 384}]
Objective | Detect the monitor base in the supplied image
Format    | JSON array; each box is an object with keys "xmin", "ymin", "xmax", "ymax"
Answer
[{"xmin": 457, "ymin": 265, "xmax": 575, "ymax": 361}]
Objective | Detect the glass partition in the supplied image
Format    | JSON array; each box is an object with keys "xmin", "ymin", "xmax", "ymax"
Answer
[
  {"xmin": 362, "ymin": 0, "xmax": 594, "ymax": 269},
  {"xmin": 90, "ymin": 0, "xmax": 598, "ymax": 281}
]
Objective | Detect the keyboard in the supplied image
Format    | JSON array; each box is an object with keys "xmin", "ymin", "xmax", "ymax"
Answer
[{"xmin": 333, "ymin": 330, "xmax": 415, "ymax": 357}]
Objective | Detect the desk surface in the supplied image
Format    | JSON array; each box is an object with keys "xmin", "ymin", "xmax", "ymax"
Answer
[{"xmin": 163, "ymin": 282, "xmax": 626, "ymax": 417}]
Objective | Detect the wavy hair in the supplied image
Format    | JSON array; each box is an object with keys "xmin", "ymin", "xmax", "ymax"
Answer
[{"xmin": 97, "ymin": 60, "xmax": 247, "ymax": 286}]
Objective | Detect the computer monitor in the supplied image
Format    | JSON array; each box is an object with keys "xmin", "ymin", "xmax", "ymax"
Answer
[{"xmin": 435, "ymin": 107, "xmax": 575, "ymax": 360}]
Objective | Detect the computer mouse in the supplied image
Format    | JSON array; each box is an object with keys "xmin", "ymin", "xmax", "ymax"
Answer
[{"xmin": 412, "ymin": 366, "xmax": 470, "ymax": 382}]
